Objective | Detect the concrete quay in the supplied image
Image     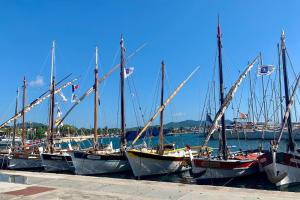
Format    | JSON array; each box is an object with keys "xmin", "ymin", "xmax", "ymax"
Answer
[{"xmin": 0, "ymin": 170, "xmax": 299, "ymax": 200}]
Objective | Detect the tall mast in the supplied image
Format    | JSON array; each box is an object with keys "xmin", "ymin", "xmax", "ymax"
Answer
[
  {"xmin": 93, "ymin": 46, "xmax": 99, "ymax": 150},
  {"xmin": 49, "ymin": 41, "xmax": 56, "ymax": 153},
  {"xmin": 217, "ymin": 18, "xmax": 227, "ymax": 160},
  {"xmin": 120, "ymin": 36, "xmax": 127, "ymax": 149},
  {"xmin": 158, "ymin": 61, "xmax": 165, "ymax": 155},
  {"xmin": 277, "ymin": 43, "xmax": 284, "ymax": 123},
  {"xmin": 21, "ymin": 77, "xmax": 26, "ymax": 149},
  {"xmin": 281, "ymin": 31, "xmax": 295, "ymax": 152}
]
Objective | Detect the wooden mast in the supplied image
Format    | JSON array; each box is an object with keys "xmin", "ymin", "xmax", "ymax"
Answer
[
  {"xmin": 217, "ymin": 18, "xmax": 227, "ymax": 160},
  {"xmin": 277, "ymin": 43, "xmax": 284, "ymax": 123},
  {"xmin": 120, "ymin": 36, "xmax": 127, "ymax": 150},
  {"xmin": 280, "ymin": 31, "xmax": 295, "ymax": 152},
  {"xmin": 12, "ymin": 88, "xmax": 19, "ymax": 151},
  {"xmin": 132, "ymin": 66, "xmax": 200, "ymax": 145},
  {"xmin": 49, "ymin": 41, "xmax": 56, "ymax": 154},
  {"xmin": 93, "ymin": 46, "xmax": 99, "ymax": 150},
  {"xmin": 21, "ymin": 77, "xmax": 26, "ymax": 149},
  {"xmin": 158, "ymin": 61, "xmax": 165, "ymax": 155}
]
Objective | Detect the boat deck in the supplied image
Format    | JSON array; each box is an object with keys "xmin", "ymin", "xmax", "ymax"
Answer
[{"xmin": 0, "ymin": 170, "xmax": 299, "ymax": 199}]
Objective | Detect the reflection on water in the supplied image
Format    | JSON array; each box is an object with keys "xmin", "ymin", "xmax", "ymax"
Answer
[{"xmin": 0, "ymin": 174, "xmax": 28, "ymax": 184}]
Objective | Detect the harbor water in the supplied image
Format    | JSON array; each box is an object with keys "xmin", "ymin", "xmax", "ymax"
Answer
[{"xmin": 54, "ymin": 132, "xmax": 300, "ymax": 192}]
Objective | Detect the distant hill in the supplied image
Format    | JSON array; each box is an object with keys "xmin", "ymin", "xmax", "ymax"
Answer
[
  {"xmin": 16, "ymin": 122, "xmax": 47, "ymax": 129},
  {"xmin": 164, "ymin": 119, "xmax": 233, "ymax": 129},
  {"xmin": 164, "ymin": 120, "xmax": 201, "ymax": 129}
]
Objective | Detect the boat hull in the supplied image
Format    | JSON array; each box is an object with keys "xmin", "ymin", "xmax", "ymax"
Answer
[
  {"xmin": 0, "ymin": 154, "xmax": 10, "ymax": 169},
  {"xmin": 191, "ymin": 155, "xmax": 259, "ymax": 180},
  {"xmin": 70, "ymin": 151, "xmax": 131, "ymax": 175},
  {"xmin": 8, "ymin": 157, "xmax": 43, "ymax": 170},
  {"xmin": 259, "ymin": 152, "xmax": 300, "ymax": 187},
  {"xmin": 41, "ymin": 153, "xmax": 74, "ymax": 172},
  {"xmin": 126, "ymin": 150, "xmax": 190, "ymax": 177}
]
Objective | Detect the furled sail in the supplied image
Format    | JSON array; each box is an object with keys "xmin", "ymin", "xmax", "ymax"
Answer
[
  {"xmin": 0, "ymin": 78, "xmax": 77, "ymax": 129},
  {"xmin": 203, "ymin": 56, "xmax": 258, "ymax": 146},
  {"xmin": 131, "ymin": 66, "xmax": 200, "ymax": 145}
]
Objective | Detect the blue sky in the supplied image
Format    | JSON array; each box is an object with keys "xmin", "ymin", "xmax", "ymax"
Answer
[{"xmin": 0, "ymin": 1, "xmax": 300, "ymax": 128}]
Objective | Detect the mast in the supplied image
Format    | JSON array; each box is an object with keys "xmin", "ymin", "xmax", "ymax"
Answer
[
  {"xmin": 12, "ymin": 88, "xmax": 19, "ymax": 151},
  {"xmin": 158, "ymin": 61, "xmax": 165, "ymax": 155},
  {"xmin": 132, "ymin": 66, "xmax": 200, "ymax": 145},
  {"xmin": 49, "ymin": 41, "xmax": 56, "ymax": 153},
  {"xmin": 93, "ymin": 46, "xmax": 99, "ymax": 150},
  {"xmin": 281, "ymin": 31, "xmax": 295, "ymax": 152},
  {"xmin": 21, "ymin": 77, "xmax": 26, "ymax": 149},
  {"xmin": 120, "ymin": 36, "xmax": 127, "ymax": 149},
  {"xmin": 277, "ymin": 43, "xmax": 284, "ymax": 123},
  {"xmin": 203, "ymin": 56, "xmax": 259, "ymax": 146},
  {"xmin": 217, "ymin": 18, "xmax": 227, "ymax": 160}
]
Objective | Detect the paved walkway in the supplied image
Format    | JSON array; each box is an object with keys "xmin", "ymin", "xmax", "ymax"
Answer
[{"xmin": 0, "ymin": 170, "xmax": 299, "ymax": 200}]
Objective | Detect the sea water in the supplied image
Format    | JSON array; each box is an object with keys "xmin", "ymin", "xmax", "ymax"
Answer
[{"xmin": 51, "ymin": 132, "xmax": 300, "ymax": 192}]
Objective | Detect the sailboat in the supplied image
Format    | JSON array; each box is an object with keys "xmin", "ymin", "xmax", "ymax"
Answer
[
  {"xmin": 189, "ymin": 20, "xmax": 262, "ymax": 181},
  {"xmin": 258, "ymin": 31, "xmax": 300, "ymax": 188},
  {"xmin": 8, "ymin": 77, "xmax": 43, "ymax": 170},
  {"xmin": 41, "ymin": 41, "xmax": 74, "ymax": 172},
  {"xmin": 0, "ymin": 89, "xmax": 19, "ymax": 169},
  {"xmin": 126, "ymin": 62, "xmax": 200, "ymax": 178},
  {"xmin": 70, "ymin": 37, "xmax": 131, "ymax": 175}
]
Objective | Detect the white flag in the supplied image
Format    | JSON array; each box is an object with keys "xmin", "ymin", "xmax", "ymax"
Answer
[
  {"xmin": 124, "ymin": 67, "xmax": 134, "ymax": 79},
  {"xmin": 58, "ymin": 91, "xmax": 68, "ymax": 102}
]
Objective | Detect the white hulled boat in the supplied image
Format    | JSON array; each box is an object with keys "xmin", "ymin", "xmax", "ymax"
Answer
[
  {"xmin": 126, "ymin": 61, "xmax": 200, "ymax": 178},
  {"xmin": 258, "ymin": 31, "xmax": 300, "ymax": 188},
  {"xmin": 70, "ymin": 38, "xmax": 131, "ymax": 175}
]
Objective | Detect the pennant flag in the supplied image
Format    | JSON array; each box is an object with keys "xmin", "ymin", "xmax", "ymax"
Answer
[
  {"xmin": 257, "ymin": 65, "xmax": 275, "ymax": 76},
  {"xmin": 71, "ymin": 94, "xmax": 79, "ymax": 103},
  {"xmin": 72, "ymin": 84, "xmax": 80, "ymax": 92},
  {"xmin": 240, "ymin": 112, "xmax": 248, "ymax": 119},
  {"xmin": 124, "ymin": 67, "xmax": 134, "ymax": 79},
  {"xmin": 58, "ymin": 91, "xmax": 67, "ymax": 102}
]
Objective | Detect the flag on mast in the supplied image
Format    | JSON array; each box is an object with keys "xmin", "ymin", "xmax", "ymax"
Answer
[
  {"xmin": 257, "ymin": 65, "xmax": 275, "ymax": 76},
  {"xmin": 124, "ymin": 67, "xmax": 134, "ymax": 79}
]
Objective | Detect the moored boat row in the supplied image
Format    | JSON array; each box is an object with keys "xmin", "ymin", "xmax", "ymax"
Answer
[{"xmin": 0, "ymin": 20, "xmax": 300, "ymax": 190}]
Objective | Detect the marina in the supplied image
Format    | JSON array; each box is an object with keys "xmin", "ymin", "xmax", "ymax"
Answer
[{"xmin": 1, "ymin": 1, "xmax": 300, "ymax": 199}]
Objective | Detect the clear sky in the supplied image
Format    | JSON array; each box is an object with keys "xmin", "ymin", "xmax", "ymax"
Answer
[{"xmin": 0, "ymin": 1, "xmax": 300, "ymax": 128}]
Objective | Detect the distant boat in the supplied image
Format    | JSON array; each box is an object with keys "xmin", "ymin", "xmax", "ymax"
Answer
[
  {"xmin": 126, "ymin": 61, "xmax": 200, "ymax": 178},
  {"xmin": 258, "ymin": 31, "xmax": 300, "ymax": 188},
  {"xmin": 190, "ymin": 19, "xmax": 262, "ymax": 181}
]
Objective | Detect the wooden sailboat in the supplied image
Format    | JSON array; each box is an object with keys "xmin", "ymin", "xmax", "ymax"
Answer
[
  {"xmin": 0, "ymin": 89, "xmax": 19, "ymax": 169},
  {"xmin": 258, "ymin": 31, "xmax": 300, "ymax": 188},
  {"xmin": 8, "ymin": 77, "xmax": 43, "ymax": 170},
  {"xmin": 41, "ymin": 41, "xmax": 74, "ymax": 172},
  {"xmin": 126, "ymin": 62, "xmax": 200, "ymax": 178},
  {"xmin": 70, "ymin": 37, "xmax": 130, "ymax": 175},
  {"xmin": 189, "ymin": 20, "xmax": 261, "ymax": 181}
]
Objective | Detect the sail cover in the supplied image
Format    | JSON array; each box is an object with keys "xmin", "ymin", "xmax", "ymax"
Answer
[{"xmin": 203, "ymin": 56, "xmax": 258, "ymax": 146}]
